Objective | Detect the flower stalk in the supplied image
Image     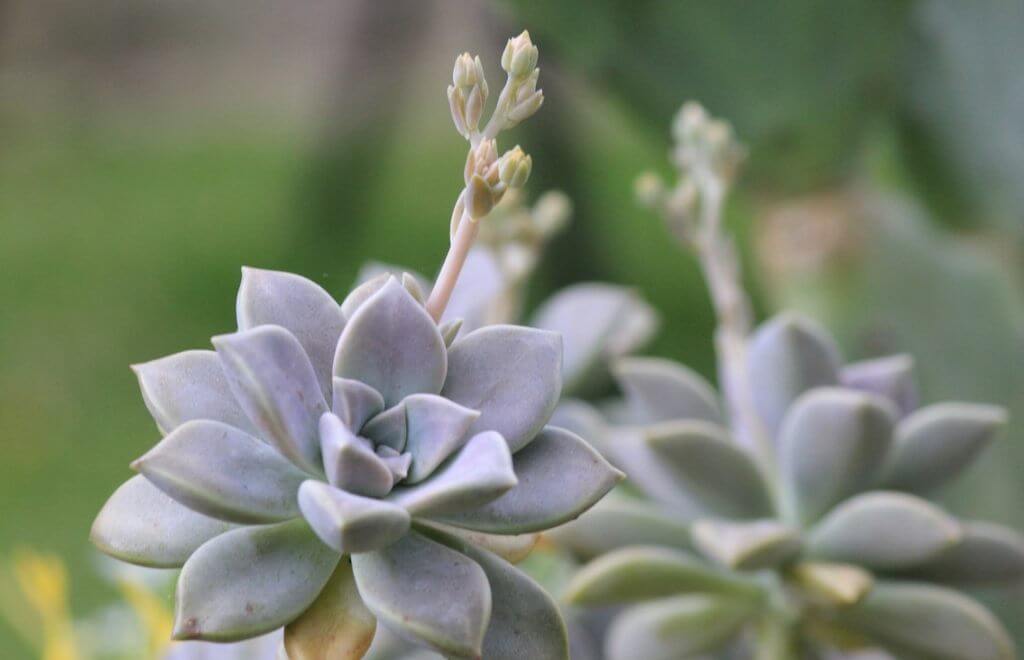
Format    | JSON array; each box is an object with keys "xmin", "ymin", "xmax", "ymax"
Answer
[
  {"xmin": 427, "ymin": 31, "xmax": 543, "ymax": 321},
  {"xmin": 636, "ymin": 103, "xmax": 777, "ymax": 491}
]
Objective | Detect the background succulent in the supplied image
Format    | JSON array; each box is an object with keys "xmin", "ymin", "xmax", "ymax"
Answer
[
  {"xmin": 551, "ymin": 102, "xmax": 1024, "ymax": 660},
  {"xmin": 556, "ymin": 314, "xmax": 1021, "ymax": 658},
  {"xmin": 91, "ymin": 267, "xmax": 622, "ymax": 659}
]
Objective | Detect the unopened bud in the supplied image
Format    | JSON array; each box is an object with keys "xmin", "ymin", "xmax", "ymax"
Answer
[
  {"xmin": 634, "ymin": 172, "xmax": 665, "ymax": 208},
  {"xmin": 449, "ymin": 53, "xmax": 488, "ymax": 139},
  {"xmin": 498, "ymin": 146, "xmax": 532, "ymax": 189},
  {"xmin": 453, "ymin": 53, "xmax": 485, "ymax": 91},
  {"xmin": 465, "ymin": 139, "xmax": 498, "ymax": 185},
  {"xmin": 501, "ymin": 31, "xmax": 538, "ymax": 78}
]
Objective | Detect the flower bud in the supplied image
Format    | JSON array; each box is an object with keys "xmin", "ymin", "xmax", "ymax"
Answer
[
  {"xmin": 498, "ymin": 146, "xmax": 532, "ymax": 189},
  {"xmin": 634, "ymin": 172, "xmax": 665, "ymax": 208},
  {"xmin": 501, "ymin": 31, "xmax": 538, "ymax": 78},
  {"xmin": 450, "ymin": 53, "xmax": 488, "ymax": 139},
  {"xmin": 465, "ymin": 139, "xmax": 498, "ymax": 185}
]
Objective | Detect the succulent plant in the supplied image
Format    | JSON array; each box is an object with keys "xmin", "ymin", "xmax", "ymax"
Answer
[
  {"xmin": 91, "ymin": 267, "xmax": 621, "ymax": 658},
  {"xmin": 91, "ymin": 32, "xmax": 624, "ymax": 660},
  {"xmin": 553, "ymin": 103, "xmax": 1024, "ymax": 659}
]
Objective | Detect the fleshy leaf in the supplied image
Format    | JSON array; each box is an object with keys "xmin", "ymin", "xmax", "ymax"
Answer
[
  {"xmin": 132, "ymin": 350, "xmax": 255, "ymax": 435},
  {"xmin": 597, "ymin": 427, "xmax": 706, "ymax": 515},
  {"xmin": 426, "ymin": 523, "xmax": 539, "ymax": 564},
  {"xmin": 388, "ymin": 431, "xmax": 516, "ymax": 517},
  {"xmin": 332, "ymin": 378, "xmax": 385, "ymax": 433},
  {"xmin": 605, "ymin": 595, "xmax": 756, "ymax": 660},
  {"xmin": 284, "ymin": 558, "xmax": 376, "ymax": 660},
  {"xmin": 807, "ymin": 492, "xmax": 962, "ymax": 570},
  {"xmin": 840, "ymin": 354, "xmax": 918, "ymax": 416},
  {"xmin": 90, "ymin": 475, "xmax": 233, "ymax": 568},
  {"xmin": 442, "ymin": 325, "xmax": 562, "ymax": 452},
  {"xmin": 213, "ymin": 325, "xmax": 327, "ymax": 474},
  {"xmin": 426, "ymin": 526, "xmax": 569, "ymax": 660},
  {"xmin": 879, "ymin": 402, "xmax": 1007, "ymax": 494},
  {"xmin": 789, "ymin": 561, "xmax": 874, "ymax": 606},
  {"xmin": 174, "ymin": 519, "xmax": 340, "ymax": 642},
  {"xmin": 777, "ymin": 388, "xmax": 896, "ymax": 524},
  {"xmin": 612, "ymin": 357, "xmax": 721, "ymax": 425},
  {"xmin": 547, "ymin": 493, "xmax": 692, "ymax": 559},
  {"xmin": 691, "ymin": 519, "xmax": 802, "ymax": 571},
  {"xmin": 438, "ymin": 426, "xmax": 623, "ymax": 534},
  {"xmin": 439, "ymin": 318, "xmax": 463, "ymax": 347},
  {"xmin": 834, "ymin": 583, "xmax": 1014, "ymax": 660},
  {"xmin": 132, "ymin": 420, "xmax": 307, "ymax": 524},
  {"xmin": 297, "ymin": 480, "xmax": 410, "ymax": 554},
  {"xmin": 747, "ymin": 312, "xmax": 842, "ymax": 435},
  {"xmin": 320, "ymin": 412, "xmax": 393, "ymax": 497},
  {"xmin": 236, "ymin": 267, "xmax": 346, "ymax": 399},
  {"xmin": 564, "ymin": 546, "xmax": 760, "ymax": 607},
  {"xmin": 351, "ymin": 530, "xmax": 491, "ymax": 659},
  {"xmin": 903, "ymin": 521, "xmax": 1024, "ymax": 585},
  {"xmin": 531, "ymin": 284, "xmax": 657, "ymax": 397},
  {"xmin": 404, "ymin": 394, "xmax": 480, "ymax": 484},
  {"xmin": 334, "ymin": 278, "xmax": 447, "ymax": 408},
  {"xmin": 645, "ymin": 420, "xmax": 773, "ymax": 519},
  {"xmin": 362, "ymin": 402, "xmax": 408, "ymax": 452},
  {"xmin": 340, "ymin": 273, "xmax": 389, "ymax": 320}
]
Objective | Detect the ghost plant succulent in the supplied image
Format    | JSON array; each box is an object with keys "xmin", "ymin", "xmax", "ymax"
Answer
[
  {"xmin": 556, "ymin": 103, "xmax": 1023, "ymax": 659},
  {"xmin": 91, "ymin": 32, "xmax": 623, "ymax": 660}
]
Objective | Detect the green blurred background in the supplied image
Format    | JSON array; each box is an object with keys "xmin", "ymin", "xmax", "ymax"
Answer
[{"xmin": 1, "ymin": 0, "xmax": 1022, "ymax": 655}]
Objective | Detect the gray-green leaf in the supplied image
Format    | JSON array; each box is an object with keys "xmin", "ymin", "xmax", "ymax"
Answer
[
  {"xmin": 236, "ymin": 267, "xmax": 346, "ymax": 400},
  {"xmin": 404, "ymin": 394, "xmax": 480, "ymax": 484},
  {"xmin": 903, "ymin": 521, "xmax": 1024, "ymax": 586},
  {"xmin": 334, "ymin": 278, "xmax": 447, "ymax": 408},
  {"xmin": 332, "ymin": 377, "xmax": 385, "ymax": 433},
  {"xmin": 834, "ymin": 582, "xmax": 1014, "ymax": 660},
  {"xmin": 564, "ymin": 546, "xmax": 760, "ymax": 606},
  {"xmin": 132, "ymin": 349, "xmax": 255, "ymax": 435},
  {"xmin": 388, "ymin": 431, "xmax": 516, "ymax": 517},
  {"xmin": 320, "ymin": 412, "xmax": 394, "ymax": 498},
  {"xmin": 213, "ymin": 325, "xmax": 327, "ymax": 474},
  {"xmin": 691, "ymin": 519, "xmax": 802, "ymax": 571},
  {"xmin": 879, "ymin": 402, "xmax": 1007, "ymax": 494},
  {"xmin": 427, "ymin": 526, "xmax": 569, "ymax": 660},
  {"xmin": 840, "ymin": 354, "xmax": 918, "ymax": 417},
  {"xmin": 605, "ymin": 595, "xmax": 756, "ymax": 660},
  {"xmin": 174, "ymin": 519, "xmax": 340, "ymax": 642},
  {"xmin": 645, "ymin": 420, "xmax": 774, "ymax": 519},
  {"xmin": 132, "ymin": 420, "xmax": 308, "ymax": 524},
  {"xmin": 747, "ymin": 313, "xmax": 841, "ymax": 436},
  {"xmin": 297, "ymin": 480, "xmax": 410, "ymax": 554},
  {"xmin": 351, "ymin": 530, "xmax": 491, "ymax": 659},
  {"xmin": 442, "ymin": 325, "xmax": 562, "ymax": 452},
  {"xmin": 807, "ymin": 492, "xmax": 962, "ymax": 570},
  {"xmin": 547, "ymin": 492, "xmax": 691, "ymax": 559},
  {"xmin": 777, "ymin": 388, "xmax": 896, "ymax": 524},
  {"xmin": 438, "ymin": 426, "xmax": 623, "ymax": 534},
  {"xmin": 91, "ymin": 475, "xmax": 233, "ymax": 568},
  {"xmin": 531, "ymin": 284, "xmax": 657, "ymax": 397},
  {"xmin": 612, "ymin": 357, "xmax": 721, "ymax": 425}
]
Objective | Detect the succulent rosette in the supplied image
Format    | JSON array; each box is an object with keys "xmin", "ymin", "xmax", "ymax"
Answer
[
  {"xmin": 92, "ymin": 267, "xmax": 622, "ymax": 659},
  {"xmin": 555, "ymin": 313, "xmax": 1022, "ymax": 659}
]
